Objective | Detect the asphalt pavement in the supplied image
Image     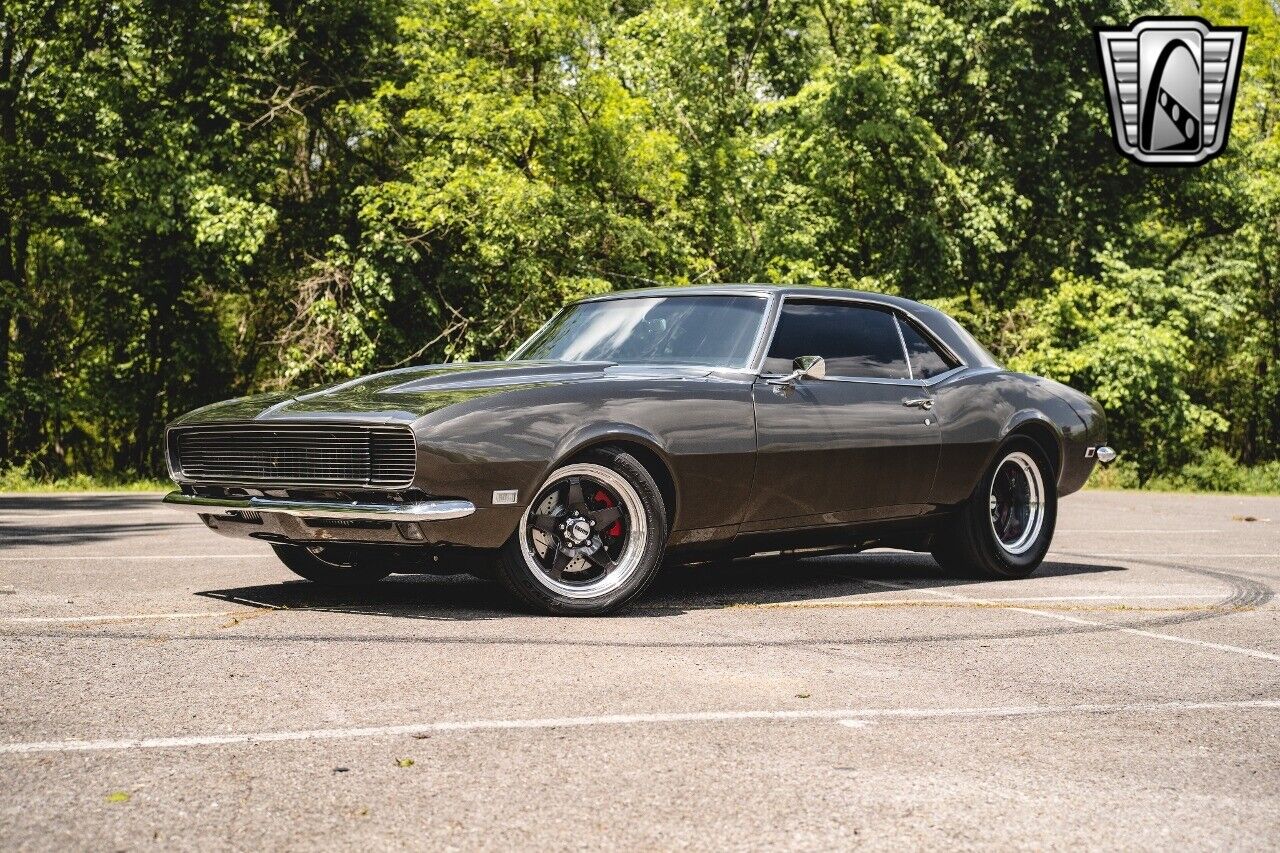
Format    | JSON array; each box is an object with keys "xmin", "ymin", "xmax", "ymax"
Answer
[{"xmin": 1, "ymin": 490, "xmax": 1278, "ymax": 850}]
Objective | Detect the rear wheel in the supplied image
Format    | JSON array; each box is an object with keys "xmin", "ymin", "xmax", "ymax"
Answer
[
  {"xmin": 931, "ymin": 436, "xmax": 1057, "ymax": 579},
  {"xmin": 272, "ymin": 544, "xmax": 392, "ymax": 586},
  {"xmin": 497, "ymin": 447, "xmax": 667, "ymax": 615}
]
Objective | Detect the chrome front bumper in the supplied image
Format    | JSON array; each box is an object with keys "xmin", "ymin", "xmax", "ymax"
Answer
[{"xmin": 162, "ymin": 491, "xmax": 476, "ymax": 522}]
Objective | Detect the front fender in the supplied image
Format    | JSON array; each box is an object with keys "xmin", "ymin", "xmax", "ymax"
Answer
[{"xmin": 408, "ymin": 376, "xmax": 756, "ymax": 546}]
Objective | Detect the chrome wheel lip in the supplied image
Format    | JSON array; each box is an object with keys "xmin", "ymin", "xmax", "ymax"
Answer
[
  {"xmin": 519, "ymin": 462, "xmax": 648, "ymax": 599},
  {"xmin": 988, "ymin": 450, "xmax": 1046, "ymax": 556}
]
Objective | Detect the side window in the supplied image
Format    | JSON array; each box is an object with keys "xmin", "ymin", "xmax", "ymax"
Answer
[
  {"xmin": 897, "ymin": 318, "xmax": 958, "ymax": 379},
  {"xmin": 763, "ymin": 301, "xmax": 910, "ymax": 379}
]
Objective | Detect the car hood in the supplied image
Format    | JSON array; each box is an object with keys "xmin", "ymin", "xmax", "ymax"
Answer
[{"xmin": 169, "ymin": 361, "xmax": 719, "ymax": 426}]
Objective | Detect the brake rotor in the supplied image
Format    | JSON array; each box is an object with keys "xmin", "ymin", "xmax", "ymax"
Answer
[{"xmin": 530, "ymin": 490, "xmax": 590, "ymax": 574}]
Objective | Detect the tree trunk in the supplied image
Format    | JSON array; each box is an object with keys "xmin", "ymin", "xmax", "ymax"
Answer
[{"xmin": 0, "ymin": 208, "xmax": 12, "ymax": 464}]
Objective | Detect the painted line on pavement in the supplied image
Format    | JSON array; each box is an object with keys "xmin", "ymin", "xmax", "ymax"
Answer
[
  {"xmin": 2, "ymin": 698, "xmax": 1277, "ymax": 756},
  {"xmin": 866, "ymin": 580, "xmax": 1280, "ymax": 662},
  {"xmin": 0, "ymin": 509, "xmax": 173, "ymax": 521},
  {"xmin": 0, "ymin": 554, "xmax": 263, "ymax": 561},
  {"xmin": 722, "ymin": 599, "xmax": 1244, "ymax": 614},
  {"xmin": 1056, "ymin": 529, "xmax": 1223, "ymax": 534},
  {"xmin": 0, "ymin": 529, "xmax": 189, "ymax": 540},
  {"xmin": 973, "ymin": 594, "xmax": 1223, "ymax": 601},
  {"xmin": 1050, "ymin": 551, "xmax": 1278, "ymax": 558},
  {"xmin": 0, "ymin": 611, "xmax": 254, "ymax": 624}
]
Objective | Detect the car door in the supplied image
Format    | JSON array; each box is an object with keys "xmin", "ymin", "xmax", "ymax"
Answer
[{"xmin": 741, "ymin": 298, "xmax": 944, "ymax": 531}]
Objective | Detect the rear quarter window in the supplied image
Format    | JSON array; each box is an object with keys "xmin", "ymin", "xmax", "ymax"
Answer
[{"xmin": 898, "ymin": 318, "xmax": 959, "ymax": 379}]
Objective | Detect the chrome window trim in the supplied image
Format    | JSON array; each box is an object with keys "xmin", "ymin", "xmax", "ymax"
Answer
[
  {"xmin": 752, "ymin": 293, "xmax": 968, "ymax": 382},
  {"xmin": 748, "ymin": 292, "xmax": 786, "ymax": 375},
  {"xmin": 815, "ymin": 375, "xmax": 923, "ymax": 388},
  {"xmin": 745, "ymin": 291, "xmax": 784, "ymax": 373},
  {"xmin": 507, "ymin": 292, "xmax": 772, "ymax": 371},
  {"xmin": 893, "ymin": 314, "xmax": 914, "ymax": 381},
  {"xmin": 506, "ymin": 314, "xmax": 557, "ymax": 361},
  {"xmin": 896, "ymin": 313, "xmax": 965, "ymax": 381},
  {"xmin": 917, "ymin": 364, "xmax": 967, "ymax": 386}
]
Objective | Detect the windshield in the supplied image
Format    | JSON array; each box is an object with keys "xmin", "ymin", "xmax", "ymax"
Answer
[{"xmin": 512, "ymin": 295, "xmax": 768, "ymax": 368}]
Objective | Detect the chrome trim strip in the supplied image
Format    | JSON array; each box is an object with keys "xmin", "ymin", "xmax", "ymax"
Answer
[
  {"xmin": 893, "ymin": 315, "xmax": 914, "ymax": 381},
  {"xmin": 748, "ymin": 292, "xmax": 786, "ymax": 374},
  {"xmin": 506, "ymin": 314, "xmax": 557, "ymax": 361},
  {"xmin": 162, "ymin": 491, "xmax": 476, "ymax": 522},
  {"xmin": 745, "ymin": 291, "xmax": 784, "ymax": 373}
]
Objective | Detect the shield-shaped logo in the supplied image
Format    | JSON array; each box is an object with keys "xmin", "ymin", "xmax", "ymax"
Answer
[{"xmin": 1095, "ymin": 17, "xmax": 1246, "ymax": 166}]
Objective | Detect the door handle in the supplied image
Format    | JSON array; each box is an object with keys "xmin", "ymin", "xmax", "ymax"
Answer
[{"xmin": 903, "ymin": 397, "xmax": 933, "ymax": 410}]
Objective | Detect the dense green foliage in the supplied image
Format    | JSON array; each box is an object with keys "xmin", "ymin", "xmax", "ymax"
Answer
[{"xmin": 1, "ymin": 0, "xmax": 1277, "ymax": 486}]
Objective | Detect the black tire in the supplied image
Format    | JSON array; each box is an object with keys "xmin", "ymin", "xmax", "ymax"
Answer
[
  {"xmin": 272, "ymin": 544, "xmax": 392, "ymax": 586},
  {"xmin": 497, "ymin": 446, "xmax": 668, "ymax": 615},
  {"xmin": 931, "ymin": 436, "xmax": 1057, "ymax": 579}
]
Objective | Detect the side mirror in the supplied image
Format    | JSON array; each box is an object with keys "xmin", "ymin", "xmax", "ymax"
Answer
[
  {"xmin": 768, "ymin": 355, "xmax": 826, "ymax": 385},
  {"xmin": 794, "ymin": 355, "xmax": 826, "ymax": 380}
]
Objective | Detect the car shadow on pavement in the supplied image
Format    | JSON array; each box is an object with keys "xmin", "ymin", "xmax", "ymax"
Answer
[
  {"xmin": 0, "ymin": 493, "xmax": 186, "ymax": 551},
  {"xmin": 197, "ymin": 573, "xmax": 520, "ymax": 621},
  {"xmin": 195, "ymin": 550, "xmax": 1125, "ymax": 620},
  {"xmin": 0, "ymin": 520, "xmax": 191, "ymax": 550},
  {"xmin": 637, "ymin": 551, "xmax": 1125, "ymax": 612}
]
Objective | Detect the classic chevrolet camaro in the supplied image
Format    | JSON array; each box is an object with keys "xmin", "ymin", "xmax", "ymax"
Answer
[{"xmin": 163, "ymin": 285, "xmax": 1114, "ymax": 614}]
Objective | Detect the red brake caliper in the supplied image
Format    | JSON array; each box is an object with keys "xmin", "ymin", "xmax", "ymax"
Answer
[{"xmin": 594, "ymin": 490, "xmax": 623, "ymax": 537}]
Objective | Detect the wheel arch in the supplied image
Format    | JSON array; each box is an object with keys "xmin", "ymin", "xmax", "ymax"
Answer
[
  {"xmin": 550, "ymin": 426, "xmax": 680, "ymax": 530},
  {"xmin": 1002, "ymin": 412, "xmax": 1064, "ymax": 488}
]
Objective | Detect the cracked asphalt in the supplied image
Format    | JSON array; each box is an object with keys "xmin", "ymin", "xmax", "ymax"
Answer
[{"xmin": 1, "ymin": 490, "xmax": 1278, "ymax": 850}]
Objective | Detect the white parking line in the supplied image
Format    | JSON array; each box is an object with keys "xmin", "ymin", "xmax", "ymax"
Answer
[
  {"xmin": 0, "ymin": 529, "xmax": 187, "ymax": 540},
  {"xmin": 0, "ymin": 554, "xmax": 262, "ymax": 561},
  {"xmin": 867, "ymin": 580, "xmax": 1280, "ymax": 662},
  {"xmin": 0, "ymin": 611, "xmax": 249, "ymax": 624},
  {"xmin": 2, "ymin": 698, "xmax": 1276, "ymax": 756},
  {"xmin": 0, "ymin": 508, "xmax": 171, "ymax": 521},
  {"xmin": 1050, "ymin": 552, "xmax": 1278, "ymax": 558},
  {"xmin": 961, "ymin": 594, "xmax": 1223, "ymax": 602},
  {"xmin": 1055, "ymin": 529, "xmax": 1223, "ymax": 534}
]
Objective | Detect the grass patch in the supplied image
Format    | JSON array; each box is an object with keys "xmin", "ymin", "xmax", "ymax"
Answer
[{"xmin": 0, "ymin": 466, "xmax": 170, "ymax": 493}]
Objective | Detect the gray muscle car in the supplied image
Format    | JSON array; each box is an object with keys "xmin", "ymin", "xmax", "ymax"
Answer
[{"xmin": 163, "ymin": 285, "xmax": 1114, "ymax": 614}]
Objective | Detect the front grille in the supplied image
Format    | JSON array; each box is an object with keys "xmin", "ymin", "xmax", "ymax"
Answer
[{"xmin": 171, "ymin": 424, "xmax": 416, "ymax": 488}]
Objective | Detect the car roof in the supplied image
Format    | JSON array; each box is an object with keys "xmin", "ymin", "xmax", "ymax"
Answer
[{"xmin": 577, "ymin": 284, "xmax": 925, "ymax": 312}]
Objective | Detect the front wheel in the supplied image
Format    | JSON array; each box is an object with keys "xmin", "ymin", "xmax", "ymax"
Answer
[
  {"xmin": 931, "ymin": 436, "xmax": 1057, "ymax": 579},
  {"xmin": 496, "ymin": 447, "xmax": 668, "ymax": 615},
  {"xmin": 272, "ymin": 544, "xmax": 392, "ymax": 586}
]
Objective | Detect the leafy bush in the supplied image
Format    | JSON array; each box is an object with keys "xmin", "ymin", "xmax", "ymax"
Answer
[
  {"xmin": 1161, "ymin": 448, "xmax": 1251, "ymax": 493},
  {"xmin": 1090, "ymin": 450, "xmax": 1280, "ymax": 495}
]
